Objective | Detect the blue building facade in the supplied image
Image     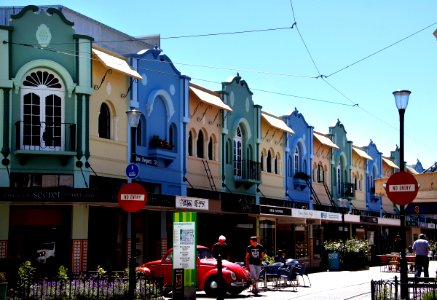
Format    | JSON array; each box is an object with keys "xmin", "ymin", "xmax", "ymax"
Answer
[
  {"xmin": 283, "ymin": 108, "xmax": 314, "ymax": 208},
  {"xmin": 129, "ymin": 47, "xmax": 190, "ymax": 196}
]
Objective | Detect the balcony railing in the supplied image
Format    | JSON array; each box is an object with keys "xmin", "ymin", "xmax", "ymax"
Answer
[
  {"xmin": 338, "ymin": 182, "xmax": 355, "ymax": 199},
  {"xmin": 15, "ymin": 121, "xmax": 76, "ymax": 152},
  {"xmin": 233, "ymin": 159, "xmax": 261, "ymax": 183}
]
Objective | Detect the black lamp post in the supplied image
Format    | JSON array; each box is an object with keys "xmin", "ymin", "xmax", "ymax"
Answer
[
  {"xmin": 126, "ymin": 107, "xmax": 142, "ymax": 300},
  {"xmin": 393, "ymin": 90, "xmax": 411, "ymax": 299}
]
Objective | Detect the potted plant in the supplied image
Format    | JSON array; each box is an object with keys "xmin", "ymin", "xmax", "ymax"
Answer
[
  {"xmin": 324, "ymin": 240, "xmax": 343, "ymax": 271},
  {"xmin": 0, "ymin": 272, "xmax": 7, "ymax": 300},
  {"xmin": 343, "ymin": 238, "xmax": 369, "ymax": 270}
]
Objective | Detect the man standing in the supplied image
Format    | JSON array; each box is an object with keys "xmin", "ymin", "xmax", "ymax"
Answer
[
  {"xmin": 412, "ymin": 233, "xmax": 430, "ymax": 277},
  {"xmin": 245, "ymin": 236, "xmax": 265, "ymax": 295},
  {"xmin": 211, "ymin": 235, "xmax": 230, "ymax": 261}
]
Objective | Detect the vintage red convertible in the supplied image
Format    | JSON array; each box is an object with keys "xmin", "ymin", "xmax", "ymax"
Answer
[{"xmin": 137, "ymin": 245, "xmax": 251, "ymax": 297}]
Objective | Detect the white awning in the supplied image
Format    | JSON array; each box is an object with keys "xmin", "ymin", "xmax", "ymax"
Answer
[
  {"xmin": 313, "ymin": 132, "xmax": 339, "ymax": 149},
  {"xmin": 352, "ymin": 146, "xmax": 373, "ymax": 160},
  {"xmin": 406, "ymin": 166, "xmax": 419, "ymax": 175},
  {"xmin": 382, "ymin": 157, "xmax": 400, "ymax": 169},
  {"xmin": 92, "ymin": 48, "xmax": 142, "ymax": 80},
  {"xmin": 261, "ymin": 113, "xmax": 294, "ymax": 134},
  {"xmin": 189, "ymin": 85, "xmax": 232, "ymax": 111}
]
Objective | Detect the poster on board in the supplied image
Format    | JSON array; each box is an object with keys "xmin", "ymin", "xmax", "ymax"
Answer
[{"xmin": 173, "ymin": 212, "xmax": 197, "ymax": 287}]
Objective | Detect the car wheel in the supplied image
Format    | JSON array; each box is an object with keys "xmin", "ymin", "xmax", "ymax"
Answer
[{"xmin": 204, "ymin": 276, "xmax": 226, "ymax": 298}]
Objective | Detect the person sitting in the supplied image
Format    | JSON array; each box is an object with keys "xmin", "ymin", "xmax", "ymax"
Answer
[{"xmin": 274, "ymin": 249, "xmax": 286, "ymax": 263}]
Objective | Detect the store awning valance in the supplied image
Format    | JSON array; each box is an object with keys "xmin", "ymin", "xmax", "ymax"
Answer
[
  {"xmin": 189, "ymin": 85, "xmax": 232, "ymax": 111},
  {"xmin": 261, "ymin": 113, "xmax": 294, "ymax": 134},
  {"xmin": 92, "ymin": 48, "xmax": 142, "ymax": 80},
  {"xmin": 313, "ymin": 132, "xmax": 339, "ymax": 149}
]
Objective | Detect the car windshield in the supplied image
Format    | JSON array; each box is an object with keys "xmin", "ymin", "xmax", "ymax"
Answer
[
  {"xmin": 165, "ymin": 248, "xmax": 214, "ymax": 262},
  {"xmin": 198, "ymin": 248, "xmax": 213, "ymax": 259}
]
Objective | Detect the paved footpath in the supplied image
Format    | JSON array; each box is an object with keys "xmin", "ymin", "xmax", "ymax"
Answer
[{"xmin": 182, "ymin": 260, "xmax": 437, "ymax": 300}]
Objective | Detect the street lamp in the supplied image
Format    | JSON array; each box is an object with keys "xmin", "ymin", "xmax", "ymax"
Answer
[
  {"xmin": 126, "ymin": 107, "xmax": 142, "ymax": 300},
  {"xmin": 393, "ymin": 89, "xmax": 411, "ymax": 299}
]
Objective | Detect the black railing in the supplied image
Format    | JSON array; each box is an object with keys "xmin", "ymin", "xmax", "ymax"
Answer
[
  {"xmin": 339, "ymin": 182, "xmax": 355, "ymax": 198},
  {"xmin": 15, "ymin": 121, "xmax": 76, "ymax": 151},
  {"xmin": 234, "ymin": 160, "xmax": 261, "ymax": 182},
  {"xmin": 371, "ymin": 276, "xmax": 437, "ymax": 300},
  {"xmin": 7, "ymin": 271, "xmax": 162, "ymax": 300}
]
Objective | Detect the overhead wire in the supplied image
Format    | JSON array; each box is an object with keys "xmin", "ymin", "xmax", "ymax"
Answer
[{"xmin": 287, "ymin": 0, "xmax": 437, "ymax": 156}]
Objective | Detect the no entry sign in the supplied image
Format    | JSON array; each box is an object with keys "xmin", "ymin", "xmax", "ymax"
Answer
[
  {"xmin": 118, "ymin": 182, "xmax": 147, "ymax": 212},
  {"xmin": 385, "ymin": 171, "xmax": 419, "ymax": 206}
]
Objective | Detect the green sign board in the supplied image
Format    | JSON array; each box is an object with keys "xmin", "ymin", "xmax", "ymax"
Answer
[{"xmin": 173, "ymin": 212, "xmax": 197, "ymax": 287}]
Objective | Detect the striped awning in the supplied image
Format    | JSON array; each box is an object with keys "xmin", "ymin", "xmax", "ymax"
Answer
[
  {"xmin": 352, "ymin": 146, "xmax": 373, "ymax": 160},
  {"xmin": 261, "ymin": 112, "xmax": 294, "ymax": 134},
  {"xmin": 382, "ymin": 157, "xmax": 399, "ymax": 169},
  {"xmin": 92, "ymin": 48, "xmax": 142, "ymax": 80},
  {"xmin": 189, "ymin": 85, "xmax": 232, "ymax": 111},
  {"xmin": 313, "ymin": 132, "xmax": 339, "ymax": 149}
]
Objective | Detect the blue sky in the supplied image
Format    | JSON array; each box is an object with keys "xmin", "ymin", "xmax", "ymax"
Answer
[{"xmin": 4, "ymin": 1, "xmax": 437, "ymax": 169}]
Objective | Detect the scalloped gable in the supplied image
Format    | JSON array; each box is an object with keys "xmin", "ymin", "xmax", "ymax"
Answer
[
  {"xmin": 130, "ymin": 47, "xmax": 184, "ymax": 77},
  {"xmin": 11, "ymin": 5, "xmax": 74, "ymax": 27},
  {"xmin": 222, "ymin": 73, "xmax": 253, "ymax": 95},
  {"xmin": 284, "ymin": 107, "xmax": 310, "ymax": 127}
]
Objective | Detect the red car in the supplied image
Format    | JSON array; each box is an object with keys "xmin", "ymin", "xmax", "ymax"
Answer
[{"xmin": 137, "ymin": 245, "xmax": 252, "ymax": 297}]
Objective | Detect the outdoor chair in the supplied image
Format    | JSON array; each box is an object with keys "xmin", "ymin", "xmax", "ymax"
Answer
[
  {"xmin": 260, "ymin": 262, "xmax": 284, "ymax": 289},
  {"xmin": 277, "ymin": 265, "xmax": 298, "ymax": 291},
  {"xmin": 295, "ymin": 262, "xmax": 311, "ymax": 287},
  {"xmin": 378, "ymin": 255, "xmax": 390, "ymax": 272}
]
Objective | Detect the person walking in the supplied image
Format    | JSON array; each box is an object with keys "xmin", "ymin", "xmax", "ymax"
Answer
[
  {"xmin": 412, "ymin": 233, "xmax": 430, "ymax": 277},
  {"xmin": 211, "ymin": 235, "xmax": 230, "ymax": 261},
  {"xmin": 245, "ymin": 236, "xmax": 265, "ymax": 295}
]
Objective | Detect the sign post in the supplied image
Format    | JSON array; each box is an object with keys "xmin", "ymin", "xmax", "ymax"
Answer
[
  {"xmin": 173, "ymin": 212, "xmax": 197, "ymax": 300},
  {"xmin": 118, "ymin": 182, "xmax": 147, "ymax": 300}
]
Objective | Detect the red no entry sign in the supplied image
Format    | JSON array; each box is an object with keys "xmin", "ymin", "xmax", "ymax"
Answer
[
  {"xmin": 385, "ymin": 171, "xmax": 419, "ymax": 206},
  {"xmin": 118, "ymin": 182, "xmax": 147, "ymax": 212}
]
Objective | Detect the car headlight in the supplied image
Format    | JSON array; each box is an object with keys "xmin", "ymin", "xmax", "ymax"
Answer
[{"xmin": 230, "ymin": 271, "xmax": 236, "ymax": 281}]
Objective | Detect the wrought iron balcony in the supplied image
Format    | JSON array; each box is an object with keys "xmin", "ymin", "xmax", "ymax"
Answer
[
  {"xmin": 233, "ymin": 159, "xmax": 260, "ymax": 185},
  {"xmin": 15, "ymin": 121, "xmax": 76, "ymax": 152},
  {"xmin": 339, "ymin": 182, "xmax": 355, "ymax": 199}
]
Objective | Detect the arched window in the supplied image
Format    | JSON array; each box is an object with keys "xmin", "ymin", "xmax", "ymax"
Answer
[
  {"xmin": 260, "ymin": 152, "xmax": 264, "ymax": 171},
  {"xmin": 267, "ymin": 150, "xmax": 272, "ymax": 173},
  {"xmin": 208, "ymin": 137, "xmax": 213, "ymax": 160},
  {"xmin": 169, "ymin": 123, "xmax": 177, "ymax": 150},
  {"xmin": 233, "ymin": 126, "xmax": 242, "ymax": 178},
  {"xmin": 294, "ymin": 148, "xmax": 299, "ymax": 175},
  {"xmin": 98, "ymin": 103, "xmax": 111, "ymax": 139},
  {"xmin": 317, "ymin": 164, "xmax": 324, "ymax": 182},
  {"xmin": 21, "ymin": 69, "xmax": 64, "ymax": 150},
  {"xmin": 274, "ymin": 154, "xmax": 279, "ymax": 174},
  {"xmin": 197, "ymin": 130, "xmax": 204, "ymax": 158},
  {"xmin": 337, "ymin": 166, "xmax": 341, "ymax": 195},
  {"xmin": 188, "ymin": 131, "xmax": 193, "ymax": 156}
]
